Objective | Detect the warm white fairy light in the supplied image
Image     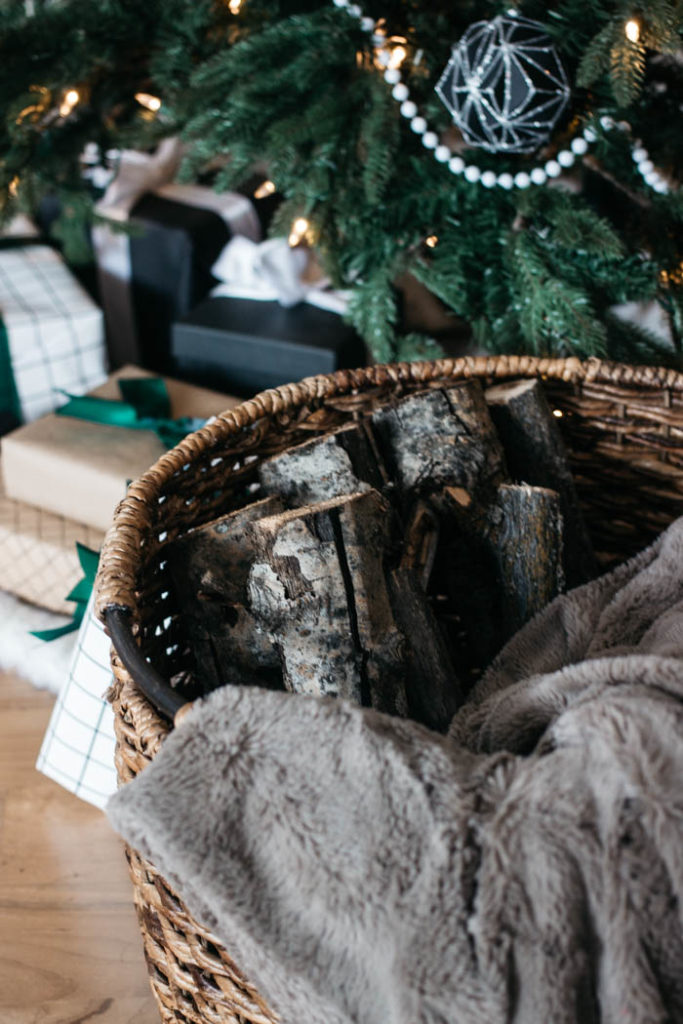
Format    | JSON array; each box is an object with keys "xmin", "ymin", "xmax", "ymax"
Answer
[
  {"xmin": 135, "ymin": 92, "xmax": 162, "ymax": 113},
  {"xmin": 228, "ymin": 0, "xmax": 242, "ymax": 12},
  {"xmin": 625, "ymin": 19, "xmax": 640, "ymax": 43},
  {"xmin": 425, "ymin": 234, "xmax": 438, "ymax": 248},
  {"xmin": 387, "ymin": 43, "xmax": 407, "ymax": 70},
  {"xmin": 254, "ymin": 179, "xmax": 276, "ymax": 198},
  {"xmin": 59, "ymin": 88, "xmax": 80, "ymax": 116},
  {"xmin": 288, "ymin": 217, "xmax": 310, "ymax": 246}
]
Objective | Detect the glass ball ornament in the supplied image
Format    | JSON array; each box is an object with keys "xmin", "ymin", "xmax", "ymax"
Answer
[{"xmin": 435, "ymin": 13, "xmax": 570, "ymax": 154}]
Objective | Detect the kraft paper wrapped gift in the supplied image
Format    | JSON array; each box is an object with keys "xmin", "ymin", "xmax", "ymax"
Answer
[
  {"xmin": 1, "ymin": 366, "xmax": 240, "ymax": 533},
  {"xmin": 0, "ymin": 462, "xmax": 103, "ymax": 614}
]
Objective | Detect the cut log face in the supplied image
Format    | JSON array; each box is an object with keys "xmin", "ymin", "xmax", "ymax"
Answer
[
  {"xmin": 258, "ymin": 423, "xmax": 387, "ymax": 507},
  {"xmin": 485, "ymin": 378, "xmax": 596, "ymax": 588},
  {"xmin": 166, "ymin": 496, "xmax": 284, "ymax": 693},
  {"xmin": 247, "ymin": 490, "xmax": 408, "ymax": 716},
  {"xmin": 371, "ymin": 381, "xmax": 507, "ymax": 511}
]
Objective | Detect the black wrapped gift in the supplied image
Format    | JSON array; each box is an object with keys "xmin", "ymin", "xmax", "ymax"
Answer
[
  {"xmin": 128, "ymin": 192, "xmax": 234, "ymax": 372},
  {"xmin": 171, "ymin": 296, "xmax": 367, "ymax": 397},
  {"xmin": 94, "ymin": 179, "xmax": 267, "ymax": 373}
]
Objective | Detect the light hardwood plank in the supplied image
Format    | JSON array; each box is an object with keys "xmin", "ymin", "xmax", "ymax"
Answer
[{"xmin": 0, "ymin": 671, "xmax": 158, "ymax": 1024}]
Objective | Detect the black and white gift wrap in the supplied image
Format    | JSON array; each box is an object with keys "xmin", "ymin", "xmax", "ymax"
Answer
[
  {"xmin": 92, "ymin": 141, "xmax": 262, "ymax": 372},
  {"xmin": 0, "ymin": 243, "xmax": 107, "ymax": 426}
]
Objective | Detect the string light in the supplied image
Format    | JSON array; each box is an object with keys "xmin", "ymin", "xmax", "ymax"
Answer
[
  {"xmin": 625, "ymin": 19, "xmax": 640, "ymax": 43},
  {"xmin": 375, "ymin": 35, "xmax": 408, "ymax": 69},
  {"xmin": 59, "ymin": 88, "xmax": 80, "ymax": 117},
  {"xmin": 387, "ymin": 42, "xmax": 407, "ymax": 70},
  {"xmin": 135, "ymin": 92, "xmax": 162, "ymax": 112},
  {"xmin": 288, "ymin": 217, "xmax": 310, "ymax": 246},
  {"xmin": 254, "ymin": 179, "xmax": 276, "ymax": 198},
  {"xmin": 228, "ymin": 0, "xmax": 242, "ymax": 12},
  {"xmin": 660, "ymin": 261, "xmax": 683, "ymax": 287},
  {"xmin": 8, "ymin": 177, "xmax": 19, "ymax": 198},
  {"xmin": 552, "ymin": 409, "xmax": 564, "ymax": 418},
  {"xmin": 425, "ymin": 235, "xmax": 438, "ymax": 248},
  {"xmin": 15, "ymin": 85, "xmax": 50, "ymax": 125}
]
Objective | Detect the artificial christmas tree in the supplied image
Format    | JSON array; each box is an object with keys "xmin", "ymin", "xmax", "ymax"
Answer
[{"xmin": 1, "ymin": 0, "xmax": 681, "ymax": 365}]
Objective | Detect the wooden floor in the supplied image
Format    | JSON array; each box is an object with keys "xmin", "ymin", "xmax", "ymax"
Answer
[{"xmin": 0, "ymin": 671, "xmax": 159, "ymax": 1024}]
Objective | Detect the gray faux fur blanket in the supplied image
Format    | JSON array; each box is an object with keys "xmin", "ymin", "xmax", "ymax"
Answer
[{"xmin": 108, "ymin": 517, "xmax": 683, "ymax": 1024}]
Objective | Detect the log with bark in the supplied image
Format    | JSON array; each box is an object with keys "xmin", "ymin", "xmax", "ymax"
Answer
[
  {"xmin": 166, "ymin": 496, "xmax": 284, "ymax": 694},
  {"xmin": 371, "ymin": 380, "xmax": 507, "ymax": 512},
  {"xmin": 485, "ymin": 378, "xmax": 596, "ymax": 588},
  {"xmin": 258, "ymin": 423, "xmax": 388, "ymax": 506},
  {"xmin": 438, "ymin": 482, "xmax": 564, "ymax": 686},
  {"xmin": 246, "ymin": 490, "xmax": 408, "ymax": 715}
]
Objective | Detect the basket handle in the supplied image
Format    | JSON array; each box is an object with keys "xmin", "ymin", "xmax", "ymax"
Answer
[{"xmin": 105, "ymin": 607, "xmax": 193, "ymax": 726}]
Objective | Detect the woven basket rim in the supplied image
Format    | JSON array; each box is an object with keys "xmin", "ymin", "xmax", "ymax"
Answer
[{"xmin": 94, "ymin": 354, "xmax": 683, "ymax": 620}]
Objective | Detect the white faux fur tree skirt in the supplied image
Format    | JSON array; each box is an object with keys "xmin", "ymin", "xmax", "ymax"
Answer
[{"xmin": 0, "ymin": 590, "xmax": 75, "ymax": 694}]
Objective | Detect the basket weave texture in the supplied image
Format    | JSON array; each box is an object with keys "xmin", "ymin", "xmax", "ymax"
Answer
[{"xmin": 96, "ymin": 355, "xmax": 683, "ymax": 1024}]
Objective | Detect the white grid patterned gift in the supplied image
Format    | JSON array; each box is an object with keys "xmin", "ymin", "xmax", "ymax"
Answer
[
  {"xmin": 36, "ymin": 592, "xmax": 117, "ymax": 810},
  {"xmin": 0, "ymin": 244, "xmax": 107, "ymax": 423}
]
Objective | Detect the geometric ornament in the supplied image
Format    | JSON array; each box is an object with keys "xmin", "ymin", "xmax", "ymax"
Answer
[{"xmin": 436, "ymin": 14, "xmax": 571, "ymax": 154}]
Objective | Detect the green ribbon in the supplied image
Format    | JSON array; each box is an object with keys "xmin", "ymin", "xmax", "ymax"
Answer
[
  {"xmin": 56, "ymin": 376, "xmax": 206, "ymax": 448},
  {"xmin": 31, "ymin": 543, "xmax": 100, "ymax": 642},
  {"xmin": 0, "ymin": 316, "xmax": 22, "ymax": 425}
]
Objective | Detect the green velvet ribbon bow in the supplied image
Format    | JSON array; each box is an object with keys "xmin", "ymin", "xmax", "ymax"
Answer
[
  {"xmin": 55, "ymin": 375, "xmax": 206, "ymax": 448},
  {"xmin": 0, "ymin": 316, "xmax": 22, "ymax": 424},
  {"xmin": 31, "ymin": 543, "xmax": 100, "ymax": 641}
]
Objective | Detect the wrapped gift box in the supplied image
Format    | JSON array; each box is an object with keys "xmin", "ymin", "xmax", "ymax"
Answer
[
  {"xmin": 1, "ymin": 366, "xmax": 240, "ymax": 532},
  {"xmin": 0, "ymin": 462, "xmax": 103, "ymax": 614},
  {"xmin": 94, "ymin": 173, "xmax": 262, "ymax": 372},
  {"xmin": 36, "ymin": 591, "xmax": 117, "ymax": 810},
  {"xmin": 171, "ymin": 296, "xmax": 367, "ymax": 397},
  {"xmin": 0, "ymin": 243, "xmax": 107, "ymax": 427}
]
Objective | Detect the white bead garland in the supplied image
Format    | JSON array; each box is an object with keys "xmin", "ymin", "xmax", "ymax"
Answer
[{"xmin": 334, "ymin": 0, "xmax": 675, "ymax": 193}]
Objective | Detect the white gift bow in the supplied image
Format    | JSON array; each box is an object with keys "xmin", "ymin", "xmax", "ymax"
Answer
[{"xmin": 211, "ymin": 236, "xmax": 350, "ymax": 315}]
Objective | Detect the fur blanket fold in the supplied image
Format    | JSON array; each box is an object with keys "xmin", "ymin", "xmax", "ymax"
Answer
[{"xmin": 108, "ymin": 518, "xmax": 683, "ymax": 1024}]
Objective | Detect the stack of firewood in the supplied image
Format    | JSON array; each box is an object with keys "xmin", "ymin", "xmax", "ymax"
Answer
[{"xmin": 168, "ymin": 378, "xmax": 597, "ymax": 732}]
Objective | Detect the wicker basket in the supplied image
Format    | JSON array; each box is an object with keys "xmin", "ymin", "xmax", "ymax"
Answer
[{"xmin": 96, "ymin": 355, "xmax": 683, "ymax": 1024}]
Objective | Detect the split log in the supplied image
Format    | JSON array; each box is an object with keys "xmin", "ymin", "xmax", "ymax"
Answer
[
  {"xmin": 258, "ymin": 423, "xmax": 388, "ymax": 506},
  {"xmin": 246, "ymin": 490, "xmax": 409, "ymax": 716},
  {"xmin": 485, "ymin": 378, "xmax": 596, "ymax": 588},
  {"xmin": 388, "ymin": 567, "xmax": 464, "ymax": 732},
  {"xmin": 441, "ymin": 483, "xmax": 564, "ymax": 683},
  {"xmin": 167, "ymin": 495, "xmax": 284, "ymax": 693},
  {"xmin": 371, "ymin": 380, "xmax": 507, "ymax": 513},
  {"xmin": 488, "ymin": 483, "xmax": 565, "ymax": 637}
]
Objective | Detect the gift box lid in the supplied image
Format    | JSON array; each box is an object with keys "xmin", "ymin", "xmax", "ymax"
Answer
[{"xmin": 172, "ymin": 296, "xmax": 367, "ymax": 396}]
